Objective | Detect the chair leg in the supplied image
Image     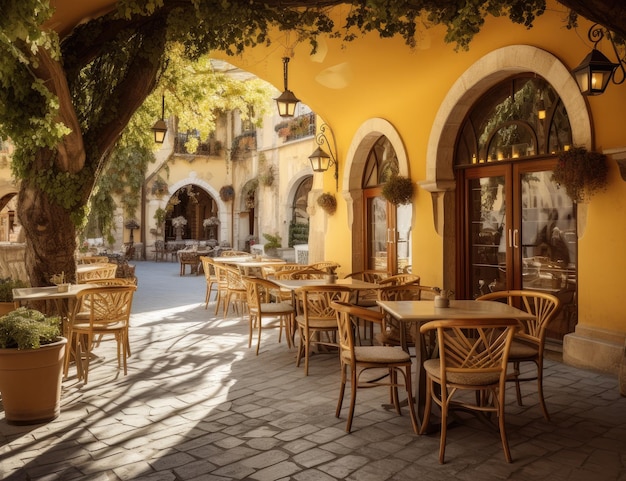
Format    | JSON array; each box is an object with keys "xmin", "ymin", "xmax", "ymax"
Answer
[
  {"xmin": 403, "ymin": 364, "xmax": 419, "ymax": 435},
  {"xmin": 497, "ymin": 386, "xmax": 513, "ymax": 463},
  {"xmin": 536, "ymin": 359, "xmax": 550, "ymax": 421},
  {"xmin": 256, "ymin": 314, "xmax": 262, "ymax": 355},
  {"xmin": 438, "ymin": 385, "xmax": 448, "ymax": 464},
  {"xmin": 335, "ymin": 362, "xmax": 347, "ymax": 419},
  {"xmin": 346, "ymin": 366, "xmax": 358, "ymax": 433},
  {"xmin": 419, "ymin": 376, "xmax": 433, "ymax": 435},
  {"xmin": 513, "ymin": 360, "xmax": 523, "ymax": 405}
]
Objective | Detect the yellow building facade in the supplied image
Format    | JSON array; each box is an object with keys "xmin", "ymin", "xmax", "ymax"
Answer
[{"xmin": 211, "ymin": 4, "xmax": 626, "ymax": 374}]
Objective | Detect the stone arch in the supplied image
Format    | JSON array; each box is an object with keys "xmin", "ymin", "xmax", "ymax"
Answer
[
  {"xmin": 421, "ymin": 45, "xmax": 592, "ymax": 216},
  {"xmin": 419, "ymin": 45, "xmax": 592, "ymax": 288},
  {"xmin": 343, "ymin": 118, "xmax": 409, "ymax": 224},
  {"xmin": 169, "ymin": 173, "xmax": 230, "ymax": 241}
]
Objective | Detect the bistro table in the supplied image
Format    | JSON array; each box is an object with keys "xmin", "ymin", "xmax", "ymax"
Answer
[
  {"xmin": 13, "ymin": 283, "xmax": 100, "ymax": 379},
  {"xmin": 376, "ymin": 299, "xmax": 536, "ymax": 431},
  {"xmin": 273, "ymin": 277, "xmax": 381, "ymax": 311},
  {"xmin": 232, "ymin": 258, "xmax": 286, "ymax": 276}
]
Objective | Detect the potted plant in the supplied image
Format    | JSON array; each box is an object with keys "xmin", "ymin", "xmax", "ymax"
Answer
[
  {"xmin": 551, "ymin": 147, "xmax": 608, "ymax": 202},
  {"xmin": 0, "ymin": 308, "xmax": 67, "ymax": 424},
  {"xmin": 219, "ymin": 185, "xmax": 235, "ymax": 202},
  {"xmin": 171, "ymin": 216, "xmax": 187, "ymax": 241},
  {"xmin": 0, "ymin": 277, "xmax": 28, "ymax": 315},
  {"xmin": 263, "ymin": 233, "xmax": 282, "ymax": 257},
  {"xmin": 382, "ymin": 175, "xmax": 414, "ymax": 205},
  {"xmin": 317, "ymin": 192, "xmax": 337, "ymax": 215}
]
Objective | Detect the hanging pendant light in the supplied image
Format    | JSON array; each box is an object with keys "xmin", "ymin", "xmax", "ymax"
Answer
[
  {"xmin": 151, "ymin": 95, "xmax": 168, "ymax": 143},
  {"xmin": 274, "ymin": 57, "xmax": 300, "ymax": 117}
]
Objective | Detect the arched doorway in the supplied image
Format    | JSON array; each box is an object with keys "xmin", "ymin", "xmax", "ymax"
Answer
[
  {"xmin": 455, "ymin": 74, "xmax": 577, "ymax": 340},
  {"xmin": 422, "ymin": 45, "xmax": 593, "ymax": 343},
  {"xmin": 344, "ymin": 118, "xmax": 412, "ymax": 275},
  {"xmin": 289, "ymin": 175, "xmax": 312, "ymax": 247},
  {"xmin": 165, "ymin": 184, "xmax": 219, "ymax": 242}
]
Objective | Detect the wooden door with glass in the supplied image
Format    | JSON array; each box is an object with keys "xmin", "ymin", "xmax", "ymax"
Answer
[
  {"xmin": 362, "ymin": 136, "xmax": 411, "ymax": 275},
  {"xmin": 455, "ymin": 74, "xmax": 577, "ymax": 340}
]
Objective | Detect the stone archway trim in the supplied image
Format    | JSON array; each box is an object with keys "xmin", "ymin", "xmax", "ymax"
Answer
[
  {"xmin": 423, "ymin": 45, "xmax": 592, "ymax": 191},
  {"xmin": 343, "ymin": 117, "xmax": 410, "ymax": 227},
  {"xmin": 169, "ymin": 174, "xmax": 230, "ymax": 240}
]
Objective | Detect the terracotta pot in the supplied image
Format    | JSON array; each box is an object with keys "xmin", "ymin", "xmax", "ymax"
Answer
[
  {"xmin": 0, "ymin": 302, "xmax": 15, "ymax": 316},
  {"xmin": 0, "ymin": 337, "xmax": 67, "ymax": 425}
]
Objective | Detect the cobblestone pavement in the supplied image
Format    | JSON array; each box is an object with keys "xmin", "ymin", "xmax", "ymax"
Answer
[{"xmin": 1, "ymin": 261, "xmax": 625, "ymax": 480}]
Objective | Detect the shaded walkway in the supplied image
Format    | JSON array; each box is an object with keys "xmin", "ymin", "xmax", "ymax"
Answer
[{"xmin": 1, "ymin": 261, "xmax": 625, "ymax": 480}]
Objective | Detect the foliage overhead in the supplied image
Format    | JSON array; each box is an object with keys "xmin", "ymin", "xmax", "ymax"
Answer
[{"xmin": 1, "ymin": 0, "xmax": 625, "ymax": 286}]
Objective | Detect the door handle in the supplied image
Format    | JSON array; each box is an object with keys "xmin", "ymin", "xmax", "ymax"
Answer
[
  {"xmin": 513, "ymin": 229, "xmax": 519, "ymax": 249},
  {"xmin": 508, "ymin": 229, "xmax": 512, "ymax": 249}
]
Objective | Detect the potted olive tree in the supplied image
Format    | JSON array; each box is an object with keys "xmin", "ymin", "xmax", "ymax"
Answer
[{"xmin": 0, "ymin": 308, "xmax": 67, "ymax": 424}]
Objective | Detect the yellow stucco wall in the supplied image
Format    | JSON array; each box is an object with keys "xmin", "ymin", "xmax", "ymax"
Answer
[{"xmin": 218, "ymin": 2, "xmax": 626, "ymax": 359}]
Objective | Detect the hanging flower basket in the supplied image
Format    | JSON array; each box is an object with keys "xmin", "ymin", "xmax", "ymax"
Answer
[
  {"xmin": 317, "ymin": 192, "xmax": 337, "ymax": 215},
  {"xmin": 382, "ymin": 175, "xmax": 414, "ymax": 205},
  {"xmin": 551, "ymin": 147, "xmax": 608, "ymax": 202},
  {"xmin": 219, "ymin": 185, "xmax": 235, "ymax": 202}
]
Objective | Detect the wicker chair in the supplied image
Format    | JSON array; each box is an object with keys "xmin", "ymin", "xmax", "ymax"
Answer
[
  {"xmin": 200, "ymin": 256, "xmax": 219, "ymax": 309},
  {"xmin": 419, "ymin": 319, "xmax": 518, "ymax": 463},
  {"xmin": 476, "ymin": 289, "xmax": 560, "ymax": 420},
  {"xmin": 242, "ymin": 276, "xmax": 295, "ymax": 355},
  {"xmin": 179, "ymin": 251, "xmax": 200, "ymax": 276},
  {"xmin": 293, "ymin": 285, "xmax": 351, "ymax": 375},
  {"xmin": 64, "ymin": 285, "xmax": 136, "ymax": 383},
  {"xmin": 332, "ymin": 301, "xmax": 418, "ymax": 434}
]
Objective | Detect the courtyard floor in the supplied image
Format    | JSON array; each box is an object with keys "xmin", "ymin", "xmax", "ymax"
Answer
[{"xmin": 1, "ymin": 261, "xmax": 625, "ymax": 480}]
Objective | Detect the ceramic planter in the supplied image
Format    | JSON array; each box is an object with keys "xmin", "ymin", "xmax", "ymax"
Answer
[{"xmin": 0, "ymin": 337, "xmax": 67, "ymax": 425}]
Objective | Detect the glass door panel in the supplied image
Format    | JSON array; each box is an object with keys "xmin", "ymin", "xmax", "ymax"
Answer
[
  {"xmin": 396, "ymin": 203, "xmax": 412, "ymax": 273},
  {"xmin": 367, "ymin": 195, "xmax": 389, "ymax": 272},
  {"xmin": 461, "ymin": 161, "xmax": 578, "ymax": 339},
  {"xmin": 468, "ymin": 173, "xmax": 507, "ymax": 298}
]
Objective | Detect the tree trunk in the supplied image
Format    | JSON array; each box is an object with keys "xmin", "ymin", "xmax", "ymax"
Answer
[{"xmin": 17, "ymin": 179, "xmax": 77, "ymax": 287}]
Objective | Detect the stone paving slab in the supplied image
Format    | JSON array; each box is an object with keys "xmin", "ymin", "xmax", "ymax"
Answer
[{"xmin": 1, "ymin": 261, "xmax": 625, "ymax": 480}]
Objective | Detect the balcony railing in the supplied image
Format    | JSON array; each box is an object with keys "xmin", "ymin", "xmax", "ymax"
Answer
[
  {"xmin": 275, "ymin": 112, "xmax": 316, "ymax": 143},
  {"xmin": 174, "ymin": 132, "xmax": 223, "ymax": 156}
]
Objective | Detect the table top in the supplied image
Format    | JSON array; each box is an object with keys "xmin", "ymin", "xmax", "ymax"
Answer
[
  {"xmin": 273, "ymin": 278, "xmax": 379, "ymax": 291},
  {"xmin": 13, "ymin": 283, "xmax": 97, "ymax": 301},
  {"xmin": 377, "ymin": 299, "xmax": 536, "ymax": 321},
  {"xmin": 76, "ymin": 263, "xmax": 112, "ymax": 273},
  {"xmin": 177, "ymin": 249, "xmax": 211, "ymax": 255},
  {"xmin": 212, "ymin": 255, "xmax": 254, "ymax": 263}
]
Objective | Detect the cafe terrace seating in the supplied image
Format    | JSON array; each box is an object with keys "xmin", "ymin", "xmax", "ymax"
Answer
[
  {"xmin": 221, "ymin": 250, "xmax": 249, "ymax": 257},
  {"xmin": 179, "ymin": 251, "xmax": 201, "ymax": 276},
  {"xmin": 476, "ymin": 289, "xmax": 561, "ymax": 420},
  {"xmin": 420, "ymin": 318, "xmax": 518, "ymax": 464},
  {"xmin": 200, "ymin": 256, "xmax": 218, "ymax": 309},
  {"xmin": 331, "ymin": 301, "xmax": 419, "ymax": 434},
  {"xmin": 287, "ymin": 268, "xmax": 327, "ymax": 279},
  {"xmin": 343, "ymin": 269, "xmax": 389, "ymax": 344},
  {"xmin": 76, "ymin": 263, "xmax": 118, "ymax": 283},
  {"xmin": 309, "ymin": 261, "xmax": 340, "ymax": 273},
  {"xmin": 64, "ymin": 284, "xmax": 136, "ymax": 383},
  {"xmin": 222, "ymin": 265, "xmax": 247, "ymax": 317},
  {"xmin": 378, "ymin": 273, "xmax": 421, "ymax": 287},
  {"xmin": 294, "ymin": 285, "xmax": 351, "ymax": 376},
  {"xmin": 242, "ymin": 276, "xmax": 295, "ymax": 355},
  {"xmin": 77, "ymin": 255, "xmax": 109, "ymax": 264},
  {"xmin": 376, "ymin": 283, "xmax": 440, "ymax": 353}
]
